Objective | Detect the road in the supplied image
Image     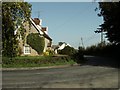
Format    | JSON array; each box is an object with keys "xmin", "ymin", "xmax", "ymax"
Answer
[
  {"xmin": 2, "ymin": 56, "xmax": 119, "ymax": 88},
  {"xmin": 84, "ymin": 55, "xmax": 119, "ymax": 68}
]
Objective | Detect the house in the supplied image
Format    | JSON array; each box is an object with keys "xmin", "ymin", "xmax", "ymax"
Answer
[
  {"xmin": 52, "ymin": 42, "xmax": 71, "ymax": 54},
  {"xmin": 51, "ymin": 45, "xmax": 59, "ymax": 54},
  {"xmin": 16, "ymin": 18, "xmax": 52, "ymax": 56}
]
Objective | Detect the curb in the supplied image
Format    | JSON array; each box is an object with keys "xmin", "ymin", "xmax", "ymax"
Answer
[{"xmin": 2, "ymin": 64, "xmax": 80, "ymax": 71}]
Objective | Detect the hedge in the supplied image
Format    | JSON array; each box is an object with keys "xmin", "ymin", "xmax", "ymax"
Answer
[
  {"xmin": 27, "ymin": 33, "xmax": 45, "ymax": 54},
  {"xmin": 2, "ymin": 56, "xmax": 76, "ymax": 68},
  {"xmin": 58, "ymin": 46, "xmax": 77, "ymax": 55}
]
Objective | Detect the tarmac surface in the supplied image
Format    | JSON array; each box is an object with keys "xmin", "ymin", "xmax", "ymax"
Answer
[{"xmin": 2, "ymin": 56, "xmax": 119, "ymax": 89}]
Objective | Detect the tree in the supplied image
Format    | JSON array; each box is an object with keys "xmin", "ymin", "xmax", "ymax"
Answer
[
  {"xmin": 98, "ymin": 2, "xmax": 120, "ymax": 45},
  {"xmin": 2, "ymin": 2, "xmax": 31, "ymax": 57},
  {"xmin": 0, "ymin": 2, "xmax": 2, "ymax": 56},
  {"xmin": 58, "ymin": 42, "xmax": 65, "ymax": 46}
]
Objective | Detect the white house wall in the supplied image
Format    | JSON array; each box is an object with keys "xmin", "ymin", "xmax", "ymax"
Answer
[
  {"xmin": 58, "ymin": 43, "xmax": 66, "ymax": 50},
  {"xmin": 43, "ymin": 38, "xmax": 50, "ymax": 52}
]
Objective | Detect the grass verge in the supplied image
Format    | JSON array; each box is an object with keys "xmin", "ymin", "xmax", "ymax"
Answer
[{"xmin": 2, "ymin": 56, "xmax": 77, "ymax": 68}]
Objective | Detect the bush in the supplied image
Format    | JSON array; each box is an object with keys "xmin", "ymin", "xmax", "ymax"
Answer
[
  {"xmin": 43, "ymin": 50, "xmax": 54, "ymax": 56},
  {"xmin": 84, "ymin": 43, "xmax": 120, "ymax": 58},
  {"xmin": 58, "ymin": 46, "xmax": 77, "ymax": 55},
  {"xmin": 27, "ymin": 33, "xmax": 45, "ymax": 54},
  {"xmin": 71, "ymin": 52, "xmax": 85, "ymax": 64},
  {"xmin": 43, "ymin": 51, "xmax": 49, "ymax": 56}
]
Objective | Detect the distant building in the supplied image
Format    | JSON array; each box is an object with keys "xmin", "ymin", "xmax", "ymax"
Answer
[{"xmin": 52, "ymin": 42, "xmax": 71, "ymax": 54}]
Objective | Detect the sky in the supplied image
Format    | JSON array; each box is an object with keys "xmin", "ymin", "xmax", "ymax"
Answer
[
  {"xmin": 29, "ymin": 2, "xmax": 105, "ymax": 49},
  {"xmin": 25, "ymin": 0, "xmax": 118, "ymax": 2}
]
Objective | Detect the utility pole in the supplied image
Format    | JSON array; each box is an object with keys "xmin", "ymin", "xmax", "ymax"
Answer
[
  {"xmin": 101, "ymin": 30, "xmax": 103, "ymax": 44},
  {"xmin": 94, "ymin": 27, "xmax": 104, "ymax": 46},
  {"xmin": 81, "ymin": 37, "xmax": 84, "ymax": 48}
]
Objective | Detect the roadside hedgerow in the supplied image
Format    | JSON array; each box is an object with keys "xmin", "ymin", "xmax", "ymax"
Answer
[{"xmin": 2, "ymin": 56, "xmax": 76, "ymax": 68}]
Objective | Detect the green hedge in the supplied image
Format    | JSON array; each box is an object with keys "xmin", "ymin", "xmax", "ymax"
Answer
[
  {"xmin": 27, "ymin": 33, "xmax": 45, "ymax": 54},
  {"xmin": 2, "ymin": 56, "xmax": 76, "ymax": 68},
  {"xmin": 83, "ymin": 43, "xmax": 120, "ymax": 58},
  {"xmin": 58, "ymin": 46, "xmax": 77, "ymax": 55}
]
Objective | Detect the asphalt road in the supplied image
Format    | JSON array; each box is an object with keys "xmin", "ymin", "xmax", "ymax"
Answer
[{"xmin": 2, "ymin": 56, "xmax": 119, "ymax": 88}]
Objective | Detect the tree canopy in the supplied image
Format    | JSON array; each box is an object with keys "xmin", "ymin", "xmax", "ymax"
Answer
[
  {"xmin": 2, "ymin": 2, "xmax": 31, "ymax": 57},
  {"xmin": 98, "ymin": 2, "xmax": 120, "ymax": 45}
]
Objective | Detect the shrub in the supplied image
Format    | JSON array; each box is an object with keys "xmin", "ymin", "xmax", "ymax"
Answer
[
  {"xmin": 58, "ymin": 46, "xmax": 77, "ymax": 55},
  {"xmin": 47, "ymin": 50, "xmax": 55, "ymax": 55},
  {"xmin": 27, "ymin": 33, "xmax": 45, "ymax": 54},
  {"xmin": 71, "ymin": 52, "xmax": 85, "ymax": 64},
  {"xmin": 43, "ymin": 51, "xmax": 49, "ymax": 56},
  {"xmin": 43, "ymin": 50, "xmax": 55, "ymax": 56},
  {"xmin": 83, "ymin": 42, "xmax": 120, "ymax": 58}
]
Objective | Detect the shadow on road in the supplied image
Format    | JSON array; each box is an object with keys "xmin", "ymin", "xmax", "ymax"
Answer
[{"xmin": 82, "ymin": 55, "xmax": 119, "ymax": 68}]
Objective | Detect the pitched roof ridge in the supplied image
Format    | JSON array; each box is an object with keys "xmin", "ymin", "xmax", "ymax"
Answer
[{"xmin": 30, "ymin": 18, "xmax": 52, "ymax": 41}]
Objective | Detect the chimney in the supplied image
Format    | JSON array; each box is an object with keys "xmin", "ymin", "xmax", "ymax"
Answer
[
  {"xmin": 42, "ymin": 27, "xmax": 48, "ymax": 34},
  {"xmin": 42, "ymin": 27, "xmax": 46, "ymax": 32},
  {"xmin": 33, "ymin": 18, "xmax": 40, "ymax": 25}
]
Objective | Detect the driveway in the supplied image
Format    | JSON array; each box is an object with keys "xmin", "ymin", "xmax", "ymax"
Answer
[{"xmin": 2, "ymin": 56, "xmax": 119, "ymax": 88}]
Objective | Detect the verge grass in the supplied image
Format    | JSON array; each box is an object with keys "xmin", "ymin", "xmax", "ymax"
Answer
[{"xmin": 2, "ymin": 56, "xmax": 76, "ymax": 68}]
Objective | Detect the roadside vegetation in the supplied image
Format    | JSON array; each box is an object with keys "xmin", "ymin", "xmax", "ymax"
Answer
[
  {"xmin": 2, "ymin": 56, "xmax": 76, "ymax": 68},
  {"xmin": 92, "ymin": 2, "xmax": 120, "ymax": 59},
  {"xmin": 78, "ymin": 42, "xmax": 119, "ymax": 67},
  {"xmin": 58, "ymin": 46, "xmax": 85, "ymax": 63},
  {"xmin": 2, "ymin": 46, "xmax": 85, "ymax": 68},
  {"xmin": 77, "ymin": 2, "xmax": 120, "ymax": 61},
  {"xmin": 3, "ymin": 2, "xmax": 120, "ymax": 68},
  {"xmin": 2, "ymin": 2, "xmax": 85, "ymax": 68},
  {"xmin": 2, "ymin": 2, "xmax": 31, "ymax": 57},
  {"xmin": 79, "ymin": 42, "xmax": 119, "ymax": 58}
]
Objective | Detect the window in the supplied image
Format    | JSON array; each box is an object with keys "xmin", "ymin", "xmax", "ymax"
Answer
[{"xmin": 24, "ymin": 46, "xmax": 31, "ymax": 54}]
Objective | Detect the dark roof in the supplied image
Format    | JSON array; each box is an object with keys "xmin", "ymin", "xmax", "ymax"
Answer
[
  {"xmin": 52, "ymin": 45, "xmax": 59, "ymax": 49},
  {"xmin": 33, "ymin": 18, "xmax": 40, "ymax": 25},
  {"xmin": 43, "ymin": 33, "xmax": 52, "ymax": 41},
  {"xmin": 30, "ymin": 18, "xmax": 52, "ymax": 41},
  {"xmin": 41, "ymin": 27, "xmax": 47, "ymax": 32}
]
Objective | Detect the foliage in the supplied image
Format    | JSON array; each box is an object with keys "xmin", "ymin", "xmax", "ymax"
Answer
[
  {"xmin": 98, "ymin": 2, "xmax": 120, "ymax": 45},
  {"xmin": 2, "ymin": 56, "xmax": 76, "ymax": 68},
  {"xmin": 0, "ymin": 2, "xmax": 1, "ymax": 55},
  {"xmin": 57, "ymin": 46, "xmax": 85, "ymax": 64},
  {"xmin": 58, "ymin": 42, "xmax": 65, "ymax": 46},
  {"xmin": 27, "ymin": 33, "xmax": 45, "ymax": 55},
  {"xmin": 43, "ymin": 51, "xmax": 49, "ymax": 56},
  {"xmin": 83, "ymin": 42, "xmax": 120, "ymax": 58},
  {"xmin": 2, "ymin": 2, "xmax": 31, "ymax": 57},
  {"xmin": 47, "ymin": 50, "xmax": 55, "ymax": 55},
  {"xmin": 69, "ymin": 46, "xmax": 85, "ymax": 64},
  {"xmin": 71, "ymin": 52, "xmax": 84, "ymax": 64},
  {"xmin": 43, "ymin": 50, "xmax": 55, "ymax": 56},
  {"xmin": 78, "ymin": 46, "xmax": 85, "ymax": 55},
  {"xmin": 58, "ymin": 46, "xmax": 77, "ymax": 55}
]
